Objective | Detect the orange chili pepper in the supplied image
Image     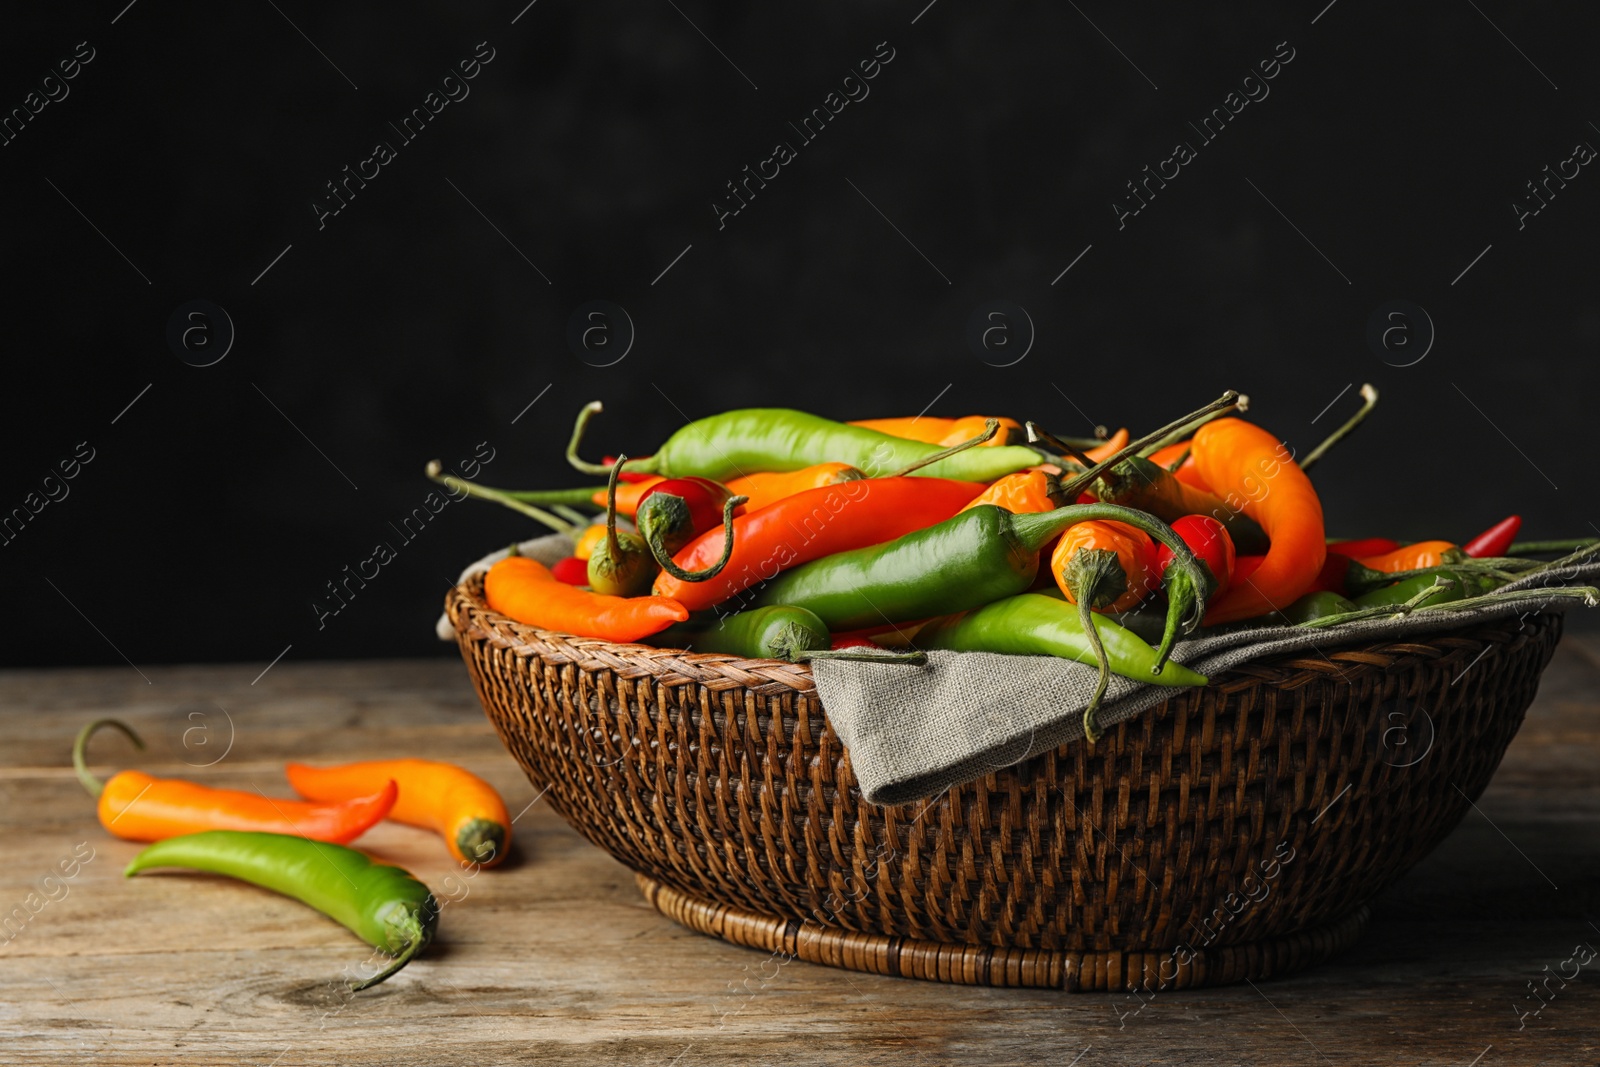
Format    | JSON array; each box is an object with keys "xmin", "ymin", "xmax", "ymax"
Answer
[
  {"xmin": 588, "ymin": 475, "xmax": 666, "ymax": 517},
  {"xmin": 1191, "ymin": 418, "xmax": 1326, "ymax": 624},
  {"xmin": 1051, "ymin": 520, "xmax": 1155, "ymax": 613},
  {"xmin": 72, "ymin": 720, "xmax": 397, "ymax": 844},
  {"xmin": 725, "ymin": 463, "xmax": 863, "ymax": 512},
  {"xmin": 848, "ymin": 416, "xmax": 954, "ymax": 444},
  {"xmin": 1083, "ymin": 428, "xmax": 1130, "ymax": 464},
  {"xmin": 1146, "ymin": 441, "xmax": 1209, "ymax": 489},
  {"xmin": 572, "ymin": 523, "xmax": 607, "ymax": 560},
  {"xmin": 287, "ymin": 759, "xmax": 513, "ymax": 867},
  {"xmin": 1357, "ymin": 540, "xmax": 1459, "ymax": 573},
  {"xmin": 938, "ymin": 415, "xmax": 1023, "ymax": 448},
  {"xmin": 960, "ymin": 470, "xmax": 1061, "ymax": 514},
  {"xmin": 485, "ymin": 555, "xmax": 687, "ymax": 641}
]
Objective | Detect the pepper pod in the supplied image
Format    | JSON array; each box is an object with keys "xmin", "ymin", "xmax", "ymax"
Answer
[{"xmin": 588, "ymin": 455, "xmax": 662, "ymax": 597}]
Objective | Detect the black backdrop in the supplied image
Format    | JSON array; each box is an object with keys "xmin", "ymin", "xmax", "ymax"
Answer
[{"xmin": 5, "ymin": 1, "xmax": 1597, "ymax": 670}]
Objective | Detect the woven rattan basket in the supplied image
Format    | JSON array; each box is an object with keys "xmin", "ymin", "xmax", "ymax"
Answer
[{"xmin": 446, "ymin": 574, "xmax": 1561, "ymax": 991}]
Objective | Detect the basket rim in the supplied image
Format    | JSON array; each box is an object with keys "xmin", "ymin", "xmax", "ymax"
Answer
[{"xmin": 445, "ymin": 571, "xmax": 1558, "ymax": 697}]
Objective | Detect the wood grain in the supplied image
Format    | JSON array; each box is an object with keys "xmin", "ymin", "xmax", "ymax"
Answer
[{"xmin": 2, "ymin": 641, "xmax": 1597, "ymax": 1066}]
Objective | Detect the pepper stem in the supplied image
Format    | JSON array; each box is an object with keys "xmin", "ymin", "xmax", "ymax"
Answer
[
  {"xmin": 1134, "ymin": 392, "xmax": 1249, "ymax": 459},
  {"xmin": 1025, "ymin": 422, "xmax": 1099, "ymax": 469},
  {"xmin": 72, "ymin": 718, "xmax": 144, "ymax": 798},
  {"xmin": 426, "ymin": 461, "xmax": 578, "ymax": 536},
  {"xmin": 652, "ymin": 495, "xmax": 746, "ymax": 582},
  {"xmin": 350, "ymin": 928, "xmax": 425, "ymax": 991},
  {"xmin": 1165, "ymin": 447, "xmax": 1192, "ymax": 474},
  {"xmin": 798, "ymin": 648, "xmax": 929, "ymax": 665},
  {"xmin": 888, "ymin": 419, "xmax": 999, "ymax": 477},
  {"xmin": 1505, "ymin": 537, "xmax": 1600, "ymax": 556},
  {"xmin": 565, "ymin": 401, "xmax": 613, "ymax": 475},
  {"xmin": 1077, "ymin": 590, "xmax": 1110, "ymax": 744},
  {"xmin": 1300, "ymin": 384, "xmax": 1378, "ymax": 473},
  {"xmin": 603, "ymin": 456, "xmax": 625, "ymax": 562},
  {"xmin": 479, "ymin": 485, "xmax": 607, "ymax": 507}
]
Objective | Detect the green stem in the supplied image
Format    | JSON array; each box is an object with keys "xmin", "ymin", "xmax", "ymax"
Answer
[
  {"xmin": 1344, "ymin": 556, "xmax": 1542, "ymax": 598},
  {"xmin": 494, "ymin": 485, "xmax": 608, "ymax": 507},
  {"xmin": 72, "ymin": 718, "xmax": 143, "ymax": 798},
  {"xmin": 1300, "ymin": 384, "xmax": 1378, "ymax": 473},
  {"xmin": 565, "ymin": 401, "xmax": 661, "ymax": 478},
  {"xmin": 888, "ymin": 419, "xmax": 999, "ymax": 477},
  {"xmin": 1010, "ymin": 502, "xmax": 1211, "ymax": 672},
  {"xmin": 1055, "ymin": 392, "xmax": 1244, "ymax": 503},
  {"xmin": 1077, "ymin": 584, "xmax": 1110, "ymax": 744},
  {"xmin": 350, "ymin": 928, "xmax": 425, "ymax": 991},
  {"xmin": 1165, "ymin": 447, "xmax": 1192, "ymax": 474},
  {"xmin": 1025, "ymin": 423, "xmax": 1098, "ymax": 469},
  {"xmin": 602, "ymin": 456, "xmax": 626, "ymax": 562},
  {"xmin": 1133, "ymin": 392, "xmax": 1249, "ymax": 458},
  {"xmin": 798, "ymin": 648, "xmax": 929, "ymax": 665},
  {"xmin": 1301, "ymin": 578, "xmax": 1458, "ymax": 628},
  {"xmin": 426, "ymin": 461, "xmax": 578, "ymax": 536},
  {"xmin": 651, "ymin": 495, "xmax": 746, "ymax": 582},
  {"xmin": 1506, "ymin": 538, "xmax": 1600, "ymax": 557}
]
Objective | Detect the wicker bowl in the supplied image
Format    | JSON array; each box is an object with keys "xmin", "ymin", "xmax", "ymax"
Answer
[{"xmin": 446, "ymin": 575, "xmax": 1561, "ymax": 991}]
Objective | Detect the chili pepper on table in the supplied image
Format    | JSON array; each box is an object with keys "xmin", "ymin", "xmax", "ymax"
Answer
[
  {"xmin": 752, "ymin": 500, "xmax": 1212, "ymax": 673},
  {"xmin": 1090, "ymin": 455, "xmax": 1270, "ymax": 554},
  {"xmin": 485, "ymin": 555, "xmax": 688, "ymax": 642},
  {"xmin": 1463, "ymin": 515, "xmax": 1522, "ymax": 558},
  {"xmin": 587, "ymin": 457, "xmax": 661, "ymax": 597},
  {"xmin": 726, "ymin": 463, "xmax": 863, "ymax": 512},
  {"xmin": 1191, "ymin": 418, "xmax": 1326, "ymax": 625},
  {"xmin": 125, "ymin": 830, "xmax": 438, "ymax": 991},
  {"xmin": 566, "ymin": 403, "xmax": 1043, "ymax": 483},
  {"xmin": 286, "ymin": 760, "xmax": 512, "ymax": 867},
  {"xmin": 73, "ymin": 720, "xmax": 397, "ymax": 844},
  {"xmin": 1356, "ymin": 541, "xmax": 1462, "ymax": 574},
  {"xmin": 1153, "ymin": 515, "xmax": 1237, "ymax": 595},
  {"xmin": 653, "ymin": 476, "xmax": 984, "ymax": 612}
]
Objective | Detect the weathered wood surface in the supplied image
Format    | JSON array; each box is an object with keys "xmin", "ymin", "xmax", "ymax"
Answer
[{"xmin": 1, "ymin": 639, "xmax": 1598, "ymax": 1066}]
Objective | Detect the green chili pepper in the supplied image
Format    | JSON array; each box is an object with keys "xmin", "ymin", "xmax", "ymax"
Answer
[
  {"xmin": 1271, "ymin": 591, "xmax": 1358, "ymax": 624},
  {"xmin": 918, "ymin": 593, "xmax": 1208, "ymax": 688},
  {"xmin": 752, "ymin": 502, "xmax": 1211, "ymax": 673},
  {"xmin": 566, "ymin": 403, "xmax": 1041, "ymax": 484},
  {"xmin": 1353, "ymin": 569, "xmax": 1499, "ymax": 609},
  {"xmin": 125, "ymin": 830, "xmax": 438, "ymax": 991},
  {"xmin": 654, "ymin": 605, "xmax": 830, "ymax": 661}
]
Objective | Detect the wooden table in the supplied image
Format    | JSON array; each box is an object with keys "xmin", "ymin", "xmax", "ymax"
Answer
[{"xmin": 4, "ymin": 637, "xmax": 1599, "ymax": 1066}]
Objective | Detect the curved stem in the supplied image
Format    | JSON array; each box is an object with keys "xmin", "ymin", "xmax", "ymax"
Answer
[
  {"xmin": 652, "ymin": 495, "xmax": 746, "ymax": 582},
  {"xmin": 350, "ymin": 929, "xmax": 424, "ymax": 991},
  {"xmin": 888, "ymin": 419, "xmax": 999, "ymax": 477},
  {"xmin": 565, "ymin": 401, "xmax": 614, "ymax": 475},
  {"xmin": 72, "ymin": 718, "xmax": 144, "ymax": 798},
  {"xmin": 1076, "ymin": 591, "xmax": 1110, "ymax": 744},
  {"xmin": 1134, "ymin": 392, "xmax": 1249, "ymax": 458},
  {"xmin": 426, "ymin": 462, "xmax": 578, "ymax": 536},
  {"xmin": 603, "ymin": 456, "xmax": 626, "ymax": 562},
  {"xmin": 1300, "ymin": 384, "xmax": 1378, "ymax": 473}
]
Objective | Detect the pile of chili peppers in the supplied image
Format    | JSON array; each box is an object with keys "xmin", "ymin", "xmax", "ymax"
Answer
[
  {"xmin": 73, "ymin": 720, "xmax": 513, "ymax": 990},
  {"xmin": 439, "ymin": 386, "xmax": 1600, "ymax": 742}
]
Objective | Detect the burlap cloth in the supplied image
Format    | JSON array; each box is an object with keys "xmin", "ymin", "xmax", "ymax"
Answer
[{"xmin": 441, "ymin": 533, "xmax": 1597, "ymax": 805}]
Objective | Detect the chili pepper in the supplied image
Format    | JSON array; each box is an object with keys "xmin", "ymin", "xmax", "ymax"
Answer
[
  {"xmin": 601, "ymin": 455, "xmax": 657, "ymax": 484},
  {"xmin": 1146, "ymin": 441, "xmax": 1209, "ymax": 489},
  {"xmin": 938, "ymin": 415, "xmax": 1025, "ymax": 447},
  {"xmin": 73, "ymin": 720, "xmax": 397, "ymax": 844},
  {"xmin": 587, "ymin": 475, "xmax": 666, "ymax": 517},
  {"xmin": 588, "ymin": 457, "xmax": 660, "ymax": 597},
  {"xmin": 726, "ymin": 463, "xmax": 864, "ymax": 512},
  {"xmin": 919, "ymin": 592, "xmax": 1207, "ymax": 741},
  {"xmin": 1153, "ymin": 515, "xmax": 1236, "ymax": 594},
  {"xmin": 752, "ymin": 501, "xmax": 1211, "ymax": 673},
  {"xmin": 1092, "ymin": 455, "xmax": 1270, "ymax": 554},
  {"xmin": 1052, "ymin": 521, "xmax": 1155, "ymax": 614},
  {"xmin": 1233, "ymin": 554, "xmax": 1266, "ymax": 586},
  {"xmin": 551, "ymin": 556, "xmax": 589, "ymax": 585},
  {"xmin": 1191, "ymin": 418, "xmax": 1326, "ymax": 624},
  {"xmin": 1352, "ymin": 569, "xmax": 1499, "ymax": 609},
  {"xmin": 567, "ymin": 402, "xmax": 1043, "ymax": 483},
  {"xmin": 960, "ymin": 470, "xmax": 1065, "ymax": 514},
  {"xmin": 652, "ymin": 476, "xmax": 983, "ymax": 613},
  {"xmin": 1271, "ymin": 591, "xmax": 1358, "ymax": 624},
  {"xmin": 848, "ymin": 416, "xmax": 954, "ymax": 443},
  {"xmin": 1327, "ymin": 537, "xmax": 1401, "ymax": 559},
  {"xmin": 1463, "ymin": 515, "xmax": 1522, "ymax": 558},
  {"xmin": 572, "ymin": 524, "xmax": 607, "ymax": 560},
  {"xmin": 286, "ymin": 760, "xmax": 512, "ymax": 867},
  {"xmin": 125, "ymin": 830, "xmax": 437, "ymax": 991},
  {"xmin": 654, "ymin": 604, "xmax": 831, "ymax": 662},
  {"xmin": 1083, "ymin": 428, "xmax": 1130, "ymax": 464},
  {"xmin": 1357, "ymin": 540, "xmax": 1462, "ymax": 574},
  {"xmin": 485, "ymin": 555, "xmax": 688, "ymax": 642},
  {"xmin": 635, "ymin": 476, "xmax": 744, "ymax": 564}
]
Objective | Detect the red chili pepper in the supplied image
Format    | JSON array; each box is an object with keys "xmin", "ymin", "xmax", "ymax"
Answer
[
  {"xmin": 602, "ymin": 455, "xmax": 657, "ymax": 484},
  {"xmin": 1463, "ymin": 515, "xmax": 1522, "ymax": 558},
  {"xmin": 550, "ymin": 556, "xmax": 590, "ymax": 585},
  {"xmin": 1153, "ymin": 515, "xmax": 1236, "ymax": 595},
  {"xmin": 1304, "ymin": 551, "xmax": 1355, "ymax": 595},
  {"xmin": 1327, "ymin": 537, "xmax": 1400, "ymax": 559},
  {"xmin": 637, "ymin": 476, "xmax": 739, "ymax": 554},
  {"xmin": 1233, "ymin": 554, "xmax": 1266, "ymax": 587},
  {"xmin": 830, "ymin": 634, "xmax": 883, "ymax": 651}
]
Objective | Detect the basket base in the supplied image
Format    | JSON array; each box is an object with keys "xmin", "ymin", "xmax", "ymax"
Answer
[{"xmin": 638, "ymin": 874, "xmax": 1371, "ymax": 991}]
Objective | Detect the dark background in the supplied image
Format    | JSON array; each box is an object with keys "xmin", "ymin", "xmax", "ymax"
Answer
[{"xmin": 4, "ymin": 1, "xmax": 1597, "ymax": 670}]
